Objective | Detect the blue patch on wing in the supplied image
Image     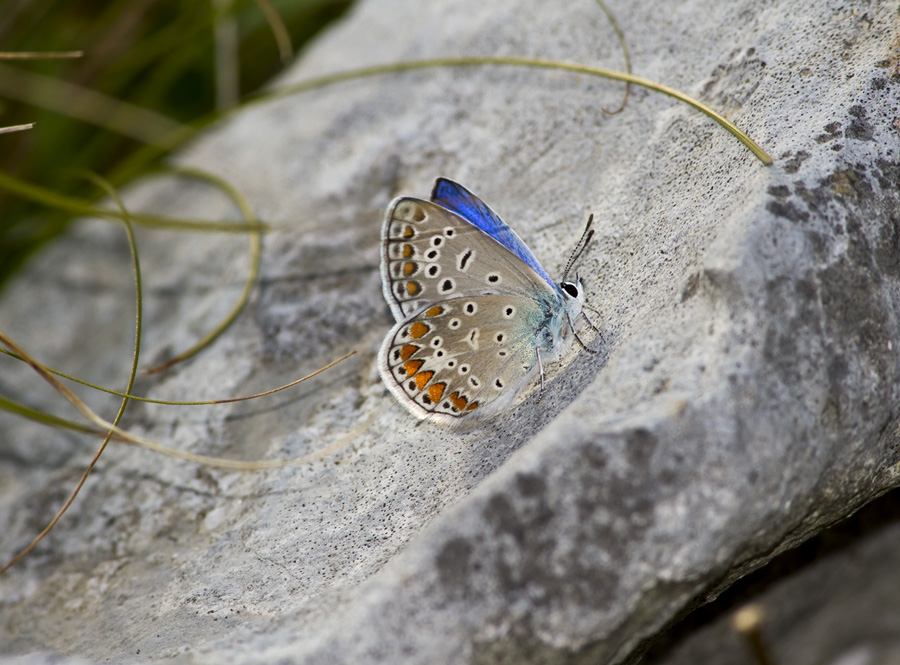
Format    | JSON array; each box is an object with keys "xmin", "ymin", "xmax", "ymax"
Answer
[{"xmin": 430, "ymin": 178, "xmax": 555, "ymax": 288}]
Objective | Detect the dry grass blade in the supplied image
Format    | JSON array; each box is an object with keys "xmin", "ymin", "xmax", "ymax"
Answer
[
  {"xmin": 0, "ymin": 122, "xmax": 35, "ymax": 134},
  {"xmin": 0, "ymin": 51, "xmax": 83, "ymax": 60},
  {"xmin": 0, "ymin": 174, "xmax": 143, "ymax": 576},
  {"xmin": 142, "ymin": 166, "xmax": 263, "ymax": 374},
  {"xmin": 255, "ymin": 0, "xmax": 294, "ymax": 63},
  {"xmin": 256, "ymin": 57, "xmax": 772, "ymax": 164},
  {"xmin": 0, "ymin": 170, "xmax": 269, "ymax": 233},
  {"xmin": 594, "ymin": 0, "xmax": 631, "ymax": 115},
  {"xmin": 0, "ymin": 331, "xmax": 362, "ymax": 470},
  {"xmin": 0, "ymin": 63, "xmax": 184, "ymax": 146},
  {"xmin": 0, "ymin": 347, "xmax": 356, "ymax": 405},
  {"xmin": 212, "ymin": 0, "xmax": 240, "ymax": 110}
]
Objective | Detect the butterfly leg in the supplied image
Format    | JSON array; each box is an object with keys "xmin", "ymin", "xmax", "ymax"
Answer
[
  {"xmin": 567, "ymin": 312, "xmax": 598, "ymax": 354},
  {"xmin": 535, "ymin": 348, "xmax": 546, "ymax": 402},
  {"xmin": 581, "ymin": 305, "xmax": 603, "ymax": 331},
  {"xmin": 582, "ymin": 310, "xmax": 603, "ymax": 343}
]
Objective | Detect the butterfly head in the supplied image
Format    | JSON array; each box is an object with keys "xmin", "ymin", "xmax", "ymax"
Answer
[
  {"xmin": 559, "ymin": 214, "xmax": 594, "ymax": 324},
  {"xmin": 560, "ymin": 274, "xmax": 586, "ymax": 320}
]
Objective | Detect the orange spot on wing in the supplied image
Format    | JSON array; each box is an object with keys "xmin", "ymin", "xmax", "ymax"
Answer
[
  {"xmin": 403, "ymin": 360, "xmax": 423, "ymax": 376},
  {"xmin": 448, "ymin": 392, "xmax": 468, "ymax": 411},
  {"xmin": 428, "ymin": 383, "xmax": 446, "ymax": 403},
  {"xmin": 402, "ymin": 226, "xmax": 414, "ymax": 238},
  {"xmin": 406, "ymin": 281, "xmax": 421, "ymax": 296},
  {"xmin": 465, "ymin": 402, "xmax": 479, "ymax": 411},
  {"xmin": 414, "ymin": 371, "xmax": 434, "ymax": 390},
  {"xmin": 425, "ymin": 306, "xmax": 444, "ymax": 317},
  {"xmin": 402, "ymin": 244, "xmax": 413, "ymax": 258},
  {"xmin": 400, "ymin": 344, "xmax": 419, "ymax": 361},
  {"xmin": 403, "ymin": 262, "xmax": 416, "ymax": 276},
  {"xmin": 409, "ymin": 322, "xmax": 429, "ymax": 338}
]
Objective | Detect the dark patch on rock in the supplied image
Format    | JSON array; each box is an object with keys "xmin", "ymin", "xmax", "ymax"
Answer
[
  {"xmin": 626, "ymin": 428, "xmax": 658, "ymax": 468},
  {"xmin": 803, "ymin": 229, "xmax": 829, "ymax": 262},
  {"xmin": 515, "ymin": 473, "xmax": 546, "ymax": 498},
  {"xmin": 680, "ymin": 272, "xmax": 701, "ymax": 303},
  {"xmin": 680, "ymin": 269, "xmax": 743, "ymax": 305},
  {"xmin": 701, "ymin": 268, "xmax": 743, "ymax": 303},
  {"xmin": 874, "ymin": 157, "xmax": 900, "ymax": 192},
  {"xmin": 761, "ymin": 276, "xmax": 822, "ymax": 387},
  {"xmin": 481, "ymin": 457, "xmax": 624, "ymax": 617},
  {"xmin": 817, "ymin": 255, "xmax": 890, "ymax": 379},
  {"xmin": 436, "ymin": 537, "xmax": 475, "ymax": 596},
  {"xmin": 782, "ymin": 150, "xmax": 810, "ymax": 174},
  {"xmin": 766, "ymin": 199, "xmax": 810, "ymax": 222},
  {"xmin": 845, "ymin": 104, "xmax": 874, "ymax": 141},
  {"xmin": 827, "ymin": 166, "xmax": 875, "ymax": 205},
  {"xmin": 767, "ymin": 184, "xmax": 792, "ymax": 200},
  {"xmin": 816, "ymin": 121, "xmax": 842, "ymax": 143},
  {"xmin": 873, "ymin": 211, "xmax": 900, "ymax": 280}
]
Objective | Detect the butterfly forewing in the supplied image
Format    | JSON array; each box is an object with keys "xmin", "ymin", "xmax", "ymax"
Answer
[
  {"xmin": 381, "ymin": 197, "xmax": 560, "ymax": 320},
  {"xmin": 430, "ymin": 178, "xmax": 555, "ymax": 288},
  {"xmin": 378, "ymin": 294, "xmax": 546, "ymax": 424}
]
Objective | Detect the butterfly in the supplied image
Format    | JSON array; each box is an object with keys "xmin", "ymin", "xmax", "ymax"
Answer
[{"xmin": 377, "ymin": 178, "xmax": 596, "ymax": 426}]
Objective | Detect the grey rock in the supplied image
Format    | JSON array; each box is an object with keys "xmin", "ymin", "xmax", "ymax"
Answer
[
  {"xmin": 1, "ymin": 0, "xmax": 899, "ymax": 663},
  {"xmin": 645, "ymin": 493, "xmax": 900, "ymax": 665}
]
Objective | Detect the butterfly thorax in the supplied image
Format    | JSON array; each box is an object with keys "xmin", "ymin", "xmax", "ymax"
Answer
[{"xmin": 536, "ymin": 278, "xmax": 584, "ymax": 363}]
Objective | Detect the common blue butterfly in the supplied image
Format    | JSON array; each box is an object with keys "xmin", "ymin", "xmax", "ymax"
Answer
[{"xmin": 378, "ymin": 178, "xmax": 595, "ymax": 426}]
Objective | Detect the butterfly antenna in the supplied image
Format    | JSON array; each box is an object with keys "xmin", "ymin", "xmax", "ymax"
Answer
[{"xmin": 563, "ymin": 214, "xmax": 595, "ymax": 282}]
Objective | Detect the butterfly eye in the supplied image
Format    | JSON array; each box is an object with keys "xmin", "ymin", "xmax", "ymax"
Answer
[{"xmin": 562, "ymin": 281, "xmax": 580, "ymax": 298}]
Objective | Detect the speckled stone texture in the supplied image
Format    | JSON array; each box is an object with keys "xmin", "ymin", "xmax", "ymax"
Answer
[
  {"xmin": 1, "ymin": 0, "xmax": 899, "ymax": 663},
  {"xmin": 642, "ymin": 491, "xmax": 900, "ymax": 665}
]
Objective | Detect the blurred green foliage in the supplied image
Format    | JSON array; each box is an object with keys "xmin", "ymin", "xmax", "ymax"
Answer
[{"xmin": 0, "ymin": 0, "xmax": 352, "ymax": 292}]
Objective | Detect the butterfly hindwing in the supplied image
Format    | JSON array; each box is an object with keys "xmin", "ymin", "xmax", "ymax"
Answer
[
  {"xmin": 381, "ymin": 196, "xmax": 560, "ymax": 320},
  {"xmin": 378, "ymin": 294, "xmax": 546, "ymax": 425}
]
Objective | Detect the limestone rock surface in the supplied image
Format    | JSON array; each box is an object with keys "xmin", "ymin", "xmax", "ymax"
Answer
[{"xmin": 1, "ymin": 0, "xmax": 899, "ymax": 663}]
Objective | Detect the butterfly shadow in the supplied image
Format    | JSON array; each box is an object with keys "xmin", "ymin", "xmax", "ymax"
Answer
[{"xmin": 448, "ymin": 328, "xmax": 616, "ymax": 479}]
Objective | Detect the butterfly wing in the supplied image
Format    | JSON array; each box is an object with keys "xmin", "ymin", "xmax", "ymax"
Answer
[
  {"xmin": 381, "ymin": 196, "xmax": 560, "ymax": 321},
  {"xmin": 378, "ymin": 293, "xmax": 549, "ymax": 425},
  {"xmin": 430, "ymin": 178, "xmax": 556, "ymax": 289}
]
